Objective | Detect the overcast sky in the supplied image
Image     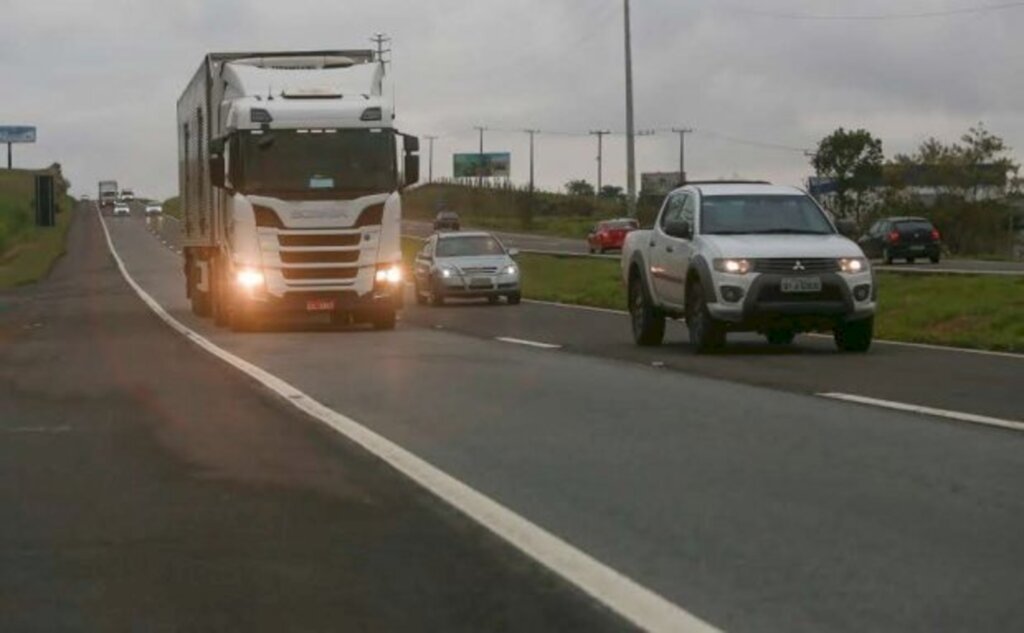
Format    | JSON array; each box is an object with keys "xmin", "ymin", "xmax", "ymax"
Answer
[{"xmin": 2, "ymin": 0, "xmax": 1022, "ymax": 198}]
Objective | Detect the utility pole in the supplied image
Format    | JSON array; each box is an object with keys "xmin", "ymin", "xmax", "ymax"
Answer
[
  {"xmin": 525, "ymin": 130, "xmax": 540, "ymax": 194},
  {"xmin": 370, "ymin": 33, "xmax": 391, "ymax": 68},
  {"xmin": 590, "ymin": 130, "xmax": 611, "ymax": 194},
  {"xmin": 474, "ymin": 126, "xmax": 487, "ymax": 188},
  {"xmin": 672, "ymin": 128, "xmax": 693, "ymax": 183},
  {"xmin": 424, "ymin": 135, "xmax": 438, "ymax": 183},
  {"xmin": 623, "ymin": 0, "xmax": 637, "ymax": 216}
]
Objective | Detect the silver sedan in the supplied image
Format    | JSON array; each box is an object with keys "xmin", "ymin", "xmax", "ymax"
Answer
[{"xmin": 413, "ymin": 232, "xmax": 522, "ymax": 306}]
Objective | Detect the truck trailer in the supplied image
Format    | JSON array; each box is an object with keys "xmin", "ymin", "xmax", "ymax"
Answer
[
  {"xmin": 177, "ymin": 50, "xmax": 419, "ymax": 330},
  {"xmin": 98, "ymin": 180, "xmax": 118, "ymax": 208}
]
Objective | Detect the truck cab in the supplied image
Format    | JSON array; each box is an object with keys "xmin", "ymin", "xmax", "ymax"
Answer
[
  {"xmin": 622, "ymin": 182, "xmax": 876, "ymax": 353},
  {"xmin": 178, "ymin": 51, "xmax": 419, "ymax": 331}
]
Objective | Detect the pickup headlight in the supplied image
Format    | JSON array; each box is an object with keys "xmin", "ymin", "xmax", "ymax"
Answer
[
  {"xmin": 438, "ymin": 266, "xmax": 458, "ymax": 279},
  {"xmin": 502, "ymin": 264, "xmax": 518, "ymax": 276},
  {"xmin": 713, "ymin": 258, "xmax": 752, "ymax": 275},
  {"xmin": 839, "ymin": 257, "xmax": 869, "ymax": 274}
]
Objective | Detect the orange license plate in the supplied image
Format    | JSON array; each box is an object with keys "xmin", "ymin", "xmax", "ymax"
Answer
[{"xmin": 306, "ymin": 299, "xmax": 336, "ymax": 312}]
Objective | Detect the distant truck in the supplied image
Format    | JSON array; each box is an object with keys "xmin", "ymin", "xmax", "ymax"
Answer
[
  {"xmin": 177, "ymin": 49, "xmax": 420, "ymax": 331},
  {"xmin": 98, "ymin": 181, "xmax": 118, "ymax": 208},
  {"xmin": 120, "ymin": 189, "xmax": 135, "ymax": 202}
]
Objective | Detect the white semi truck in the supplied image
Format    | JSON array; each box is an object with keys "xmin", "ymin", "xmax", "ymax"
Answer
[
  {"xmin": 98, "ymin": 180, "xmax": 118, "ymax": 208},
  {"xmin": 177, "ymin": 50, "xmax": 419, "ymax": 330}
]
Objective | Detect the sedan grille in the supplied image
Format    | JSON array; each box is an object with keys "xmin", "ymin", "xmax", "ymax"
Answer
[{"xmin": 460, "ymin": 266, "xmax": 499, "ymax": 274}]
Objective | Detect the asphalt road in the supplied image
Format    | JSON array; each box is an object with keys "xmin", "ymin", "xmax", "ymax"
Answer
[
  {"xmin": 104, "ymin": 206, "xmax": 1024, "ymax": 632},
  {"xmin": 0, "ymin": 205, "xmax": 630, "ymax": 632},
  {"xmin": 403, "ymin": 219, "xmax": 1024, "ymax": 275}
]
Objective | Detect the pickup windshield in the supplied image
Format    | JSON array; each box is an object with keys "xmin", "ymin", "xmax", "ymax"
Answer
[
  {"xmin": 701, "ymin": 195, "xmax": 834, "ymax": 236},
  {"xmin": 233, "ymin": 130, "xmax": 397, "ymax": 198}
]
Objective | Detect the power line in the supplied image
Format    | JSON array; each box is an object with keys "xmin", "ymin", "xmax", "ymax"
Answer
[{"xmin": 710, "ymin": 0, "xmax": 1024, "ymax": 21}]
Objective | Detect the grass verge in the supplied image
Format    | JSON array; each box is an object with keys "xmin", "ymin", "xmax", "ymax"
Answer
[
  {"xmin": 402, "ymin": 238, "xmax": 1024, "ymax": 353},
  {"xmin": 1, "ymin": 170, "xmax": 75, "ymax": 289}
]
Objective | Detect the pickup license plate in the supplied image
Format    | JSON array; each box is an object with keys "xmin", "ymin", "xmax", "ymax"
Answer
[
  {"xmin": 781, "ymin": 277, "xmax": 822, "ymax": 293},
  {"xmin": 911, "ymin": 245, "xmax": 926, "ymax": 253},
  {"xmin": 306, "ymin": 299, "xmax": 336, "ymax": 312}
]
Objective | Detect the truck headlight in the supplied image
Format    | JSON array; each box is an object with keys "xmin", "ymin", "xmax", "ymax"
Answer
[
  {"xmin": 839, "ymin": 258, "xmax": 869, "ymax": 274},
  {"xmin": 236, "ymin": 268, "xmax": 265, "ymax": 289},
  {"xmin": 713, "ymin": 258, "xmax": 752, "ymax": 275},
  {"xmin": 375, "ymin": 264, "xmax": 403, "ymax": 284}
]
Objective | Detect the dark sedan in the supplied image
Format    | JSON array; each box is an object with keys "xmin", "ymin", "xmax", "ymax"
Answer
[
  {"xmin": 434, "ymin": 211, "xmax": 461, "ymax": 232},
  {"xmin": 859, "ymin": 217, "xmax": 942, "ymax": 264}
]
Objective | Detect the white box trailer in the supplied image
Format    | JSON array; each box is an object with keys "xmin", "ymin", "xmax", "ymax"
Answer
[
  {"xmin": 177, "ymin": 50, "xmax": 419, "ymax": 330},
  {"xmin": 98, "ymin": 180, "xmax": 118, "ymax": 208}
]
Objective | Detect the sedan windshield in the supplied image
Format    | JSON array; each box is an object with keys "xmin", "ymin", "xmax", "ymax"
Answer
[
  {"xmin": 233, "ymin": 129, "xmax": 397, "ymax": 198},
  {"xmin": 701, "ymin": 195, "xmax": 834, "ymax": 235},
  {"xmin": 436, "ymin": 236, "xmax": 505, "ymax": 257}
]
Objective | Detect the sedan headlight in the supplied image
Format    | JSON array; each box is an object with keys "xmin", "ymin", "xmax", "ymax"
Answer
[
  {"xmin": 502, "ymin": 264, "xmax": 518, "ymax": 276},
  {"xmin": 438, "ymin": 266, "xmax": 457, "ymax": 279},
  {"xmin": 839, "ymin": 257, "xmax": 869, "ymax": 274},
  {"xmin": 713, "ymin": 258, "xmax": 752, "ymax": 275}
]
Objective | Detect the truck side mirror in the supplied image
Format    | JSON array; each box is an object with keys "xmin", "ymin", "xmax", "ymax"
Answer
[
  {"xmin": 404, "ymin": 134, "xmax": 420, "ymax": 153},
  {"xmin": 209, "ymin": 154, "xmax": 226, "ymax": 189}
]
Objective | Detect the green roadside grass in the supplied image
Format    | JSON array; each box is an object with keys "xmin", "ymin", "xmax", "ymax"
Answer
[
  {"xmin": 401, "ymin": 237, "xmax": 1024, "ymax": 353},
  {"xmin": 0, "ymin": 171, "xmax": 75, "ymax": 289},
  {"xmin": 163, "ymin": 196, "xmax": 182, "ymax": 219}
]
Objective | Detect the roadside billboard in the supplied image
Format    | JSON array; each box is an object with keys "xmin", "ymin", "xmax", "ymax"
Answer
[
  {"xmin": 0, "ymin": 126, "xmax": 37, "ymax": 144},
  {"xmin": 453, "ymin": 152, "xmax": 511, "ymax": 179}
]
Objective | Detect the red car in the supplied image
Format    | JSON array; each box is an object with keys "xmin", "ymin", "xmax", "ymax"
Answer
[{"xmin": 587, "ymin": 219, "xmax": 639, "ymax": 254}]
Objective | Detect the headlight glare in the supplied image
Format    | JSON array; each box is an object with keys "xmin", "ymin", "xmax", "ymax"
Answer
[
  {"xmin": 236, "ymin": 268, "xmax": 265, "ymax": 289},
  {"xmin": 503, "ymin": 264, "xmax": 518, "ymax": 276},
  {"xmin": 375, "ymin": 265, "xmax": 403, "ymax": 284},
  {"xmin": 713, "ymin": 258, "xmax": 752, "ymax": 275},
  {"xmin": 839, "ymin": 257, "xmax": 868, "ymax": 274}
]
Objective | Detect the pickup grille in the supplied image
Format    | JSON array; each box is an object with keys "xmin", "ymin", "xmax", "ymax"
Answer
[
  {"xmin": 754, "ymin": 258, "xmax": 840, "ymax": 274},
  {"xmin": 757, "ymin": 284, "xmax": 844, "ymax": 303}
]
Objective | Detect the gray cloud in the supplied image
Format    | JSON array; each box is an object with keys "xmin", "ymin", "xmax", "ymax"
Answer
[{"xmin": 2, "ymin": 0, "xmax": 1021, "ymax": 198}]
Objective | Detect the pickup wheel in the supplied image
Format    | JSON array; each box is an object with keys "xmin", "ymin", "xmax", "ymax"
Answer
[
  {"xmin": 628, "ymin": 276, "xmax": 665, "ymax": 346},
  {"xmin": 834, "ymin": 317, "xmax": 874, "ymax": 353},
  {"xmin": 687, "ymin": 282, "xmax": 726, "ymax": 353}
]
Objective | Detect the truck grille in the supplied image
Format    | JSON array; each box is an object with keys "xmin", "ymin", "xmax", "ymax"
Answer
[
  {"xmin": 754, "ymin": 258, "xmax": 839, "ymax": 274},
  {"xmin": 282, "ymin": 267, "xmax": 360, "ymax": 281},
  {"xmin": 280, "ymin": 250, "xmax": 361, "ymax": 265},
  {"xmin": 278, "ymin": 233, "xmax": 362, "ymax": 248}
]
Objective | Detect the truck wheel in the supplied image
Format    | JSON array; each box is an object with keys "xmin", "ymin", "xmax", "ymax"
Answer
[
  {"xmin": 629, "ymin": 276, "xmax": 665, "ymax": 346},
  {"xmin": 372, "ymin": 308, "xmax": 397, "ymax": 331},
  {"xmin": 212, "ymin": 259, "xmax": 229, "ymax": 327},
  {"xmin": 766, "ymin": 330, "xmax": 796, "ymax": 345},
  {"xmin": 835, "ymin": 317, "xmax": 874, "ymax": 353},
  {"xmin": 229, "ymin": 307, "xmax": 256, "ymax": 333},
  {"xmin": 687, "ymin": 283, "xmax": 726, "ymax": 353}
]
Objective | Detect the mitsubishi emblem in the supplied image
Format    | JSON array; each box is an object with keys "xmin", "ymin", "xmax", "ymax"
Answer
[{"xmin": 793, "ymin": 261, "xmax": 806, "ymax": 272}]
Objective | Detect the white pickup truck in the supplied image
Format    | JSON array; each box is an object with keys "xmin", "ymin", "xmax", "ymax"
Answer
[{"xmin": 622, "ymin": 182, "xmax": 876, "ymax": 353}]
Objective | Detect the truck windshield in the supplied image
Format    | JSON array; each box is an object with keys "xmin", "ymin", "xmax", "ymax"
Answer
[
  {"xmin": 234, "ymin": 130, "xmax": 397, "ymax": 198},
  {"xmin": 701, "ymin": 195, "xmax": 835, "ymax": 235}
]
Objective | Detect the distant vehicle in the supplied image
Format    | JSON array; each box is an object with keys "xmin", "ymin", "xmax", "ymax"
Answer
[
  {"xmin": 622, "ymin": 182, "xmax": 876, "ymax": 353},
  {"xmin": 177, "ymin": 49, "xmax": 419, "ymax": 331},
  {"xmin": 588, "ymin": 218, "xmax": 639, "ymax": 254},
  {"xmin": 121, "ymin": 189, "xmax": 135, "ymax": 202},
  {"xmin": 858, "ymin": 217, "xmax": 942, "ymax": 265},
  {"xmin": 145, "ymin": 202, "xmax": 163, "ymax": 215},
  {"xmin": 112, "ymin": 204, "xmax": 131, "ymax": 217},
  {"xmin": 80, "ymin": 194, "xmax": 91, "ymax": 200},
  {"xmin": 98, "ymin": 180, "xmax": 118, "ymax": 208},
  {"xmin": 413, "ymin": 232, "xmax": 521, "ymax": 306},
  {"xmin": 433, "ymin": 211, "xmax": 461, "ymax": 232}
]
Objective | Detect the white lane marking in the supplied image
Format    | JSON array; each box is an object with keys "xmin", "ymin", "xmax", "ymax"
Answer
[
  {"xmin": 97, "ymin": 213, "xmax": 716, "ymax": 633},
  {"xmin": 819, "ymin": 393, "xmax": 1024, "ymax": 433},
  {"xmin": 525, "ymin": 299, "xmax": 1024, "ymax": 361},
  {"xmin": 495, "ymin": 337, "xmax": 563, "ymax": 350},
  {"xmin": 875, "ymin": 266, "xmax": 1024, "ymax": 277}
]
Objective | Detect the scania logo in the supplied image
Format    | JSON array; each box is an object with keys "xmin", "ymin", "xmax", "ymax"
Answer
[
  {"xmin": 292, "ymin": 210, "xmax": 339, "ymax": 220},
  {"xmin": 792, "ymin": 261, "xmax": 806, "ymax": 271}
]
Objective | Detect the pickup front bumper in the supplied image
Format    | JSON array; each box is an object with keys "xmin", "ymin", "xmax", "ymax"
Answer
[{"xmin": 707, "ymin": 272, "xmax": 876, "ymax": 332}]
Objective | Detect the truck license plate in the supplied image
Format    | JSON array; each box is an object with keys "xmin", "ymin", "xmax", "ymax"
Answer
[
  {"xmin": 781, "ymin": 277, "xmax": 822, "ymax": 293},
  {"xmin": 306, "ymin": 299, "xmax": 336, "ymax": 312}
]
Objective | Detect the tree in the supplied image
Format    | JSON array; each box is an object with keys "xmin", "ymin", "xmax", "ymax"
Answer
[
  {"xmin": 811, "ymin": 128, "xmax": 884, "ymax": 226},
  {"xmin": 565, "ymin": 179, "xmax": 595, "ymax": 197},
  {"xmin": 598, "ymin": 185, "xmax": 624, "ymax": 200}
]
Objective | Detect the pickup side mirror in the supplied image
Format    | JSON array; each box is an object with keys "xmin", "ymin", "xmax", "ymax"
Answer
[
  {"xmin": 508, "ymin": 248, "xmax": 520, "ymax": 257},
  {"xmin": 835, "ymin": 219, "xmax": 858, "ymax": 239},
  {"xmin": 663, "ymin": 220, "xmax": 693, "ymax": 240},
  {"xmin": 209, "ymin": 154, "xmax": 226, "ymax": 189}
]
